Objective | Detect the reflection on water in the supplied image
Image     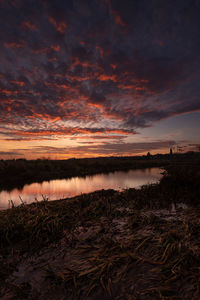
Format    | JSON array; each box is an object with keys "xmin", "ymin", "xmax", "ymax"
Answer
[{"xmin": 0, "ymin": 168, "xmax": 162, "ymax": 209}]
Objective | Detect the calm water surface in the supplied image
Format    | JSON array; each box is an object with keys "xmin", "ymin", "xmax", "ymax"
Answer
[{"xmin": 0, "ymin": 168, "xmax": 162, "ymax": 209}]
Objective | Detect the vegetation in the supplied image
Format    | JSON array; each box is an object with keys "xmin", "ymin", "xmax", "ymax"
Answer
[
  {"xmin": 0, "ymin": 151, "xmax": 199, "ymax": 191},
  {"xmin": 0, "ymin": 159, "xmax": 199, "ymax": 299}
]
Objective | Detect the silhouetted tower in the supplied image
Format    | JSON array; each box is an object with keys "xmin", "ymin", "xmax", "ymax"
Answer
[
  {"xmin": 170, "ymin": 148, "xmax": 173, "ymax": 156},
  {"xmin": 147, "ymin": 152, "xmax": 151, "ymax": 158}
]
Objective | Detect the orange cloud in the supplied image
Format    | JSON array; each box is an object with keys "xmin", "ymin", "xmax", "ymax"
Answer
[
  {"xmin": 1, "ymin": 89, "xmax": 18, "ymax": 95},
  {"xmin": 98, "ymin": 74, "xmax": 117, "ymax": 82},
  {"xmin": 48, "ymin": 16, "xmax": 67, "ymax": 34},
  {"xmin": 21, "ymin": 21, "xmax": 37, "ymax": 31},
  {"xmin": 8, "ymin": 127, "xmax": 135, "ymax": 137},
  {"xmin": 105, "ymin": 0, "xmax": 127, "ymax": 27},
  {"xmin": 49, "ymin": 57, "xmax": 57, "ymax": 61},
  {"xmin": 5, "ymin": 41, "xmax": 26, "ymax": 48},
  {"xmin": 72, "ymin": 135, "xmax": 126, "ymax": 140},
  {"xmin": 51, "ymin": 45, "xmax": 60, "ymax": 52},
  {"xmin": 96, "ymin": 45, "xmax": 104, "ymax": 58},
  {"xmin": 111, "ymin": 9, "xmax": 127, "ymax": 27},
  {"xmin": 33, "ymin": 44, "xmax": 60, "ymax": 54},
  {"xmin": 11, "ymin": 81, "xmax": 25, "ymax": 87},
  {"xmin": 135, "ymin": 86, "xmax": 146, "ymax": 91}
]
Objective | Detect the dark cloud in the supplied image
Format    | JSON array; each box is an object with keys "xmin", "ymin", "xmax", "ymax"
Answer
[
  {"xmin": 24, "ymin": 140, "xmax": 176, "ymax": 157},
  {"xmin": 0, "ymin": 125, "xmax": 136, "ymax": 139},
  {"xmin": 0, "ymin": 0, "xmax": 199, "ymax": 156},
  {"xmin": 0, "ymin": 151, "xmax": 23, "ymax": 156}
]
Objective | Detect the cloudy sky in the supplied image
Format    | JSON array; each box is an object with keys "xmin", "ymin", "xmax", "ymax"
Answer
[{"xmin": 0, "ymin": 0, "xmax": 200, "ymax": 159}]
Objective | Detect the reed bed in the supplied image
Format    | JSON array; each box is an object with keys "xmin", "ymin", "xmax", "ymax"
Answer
[{"xmin": 0, "ymin": 163, "xmax": 199, "ymax": 299}]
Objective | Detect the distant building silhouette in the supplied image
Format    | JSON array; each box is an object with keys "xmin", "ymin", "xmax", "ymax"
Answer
[
  {"xmin": 147, "ymin": 152, "xmax": 151, "ymax": 158},
  {"xmin": 170, "ymin": 148, "xmax": 173, "ymax": 156}
]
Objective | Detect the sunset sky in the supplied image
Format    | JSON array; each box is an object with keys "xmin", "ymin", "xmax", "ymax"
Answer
[{"xmin": 0, "ymin": 0, "xmax": 200, "ymax": 159}]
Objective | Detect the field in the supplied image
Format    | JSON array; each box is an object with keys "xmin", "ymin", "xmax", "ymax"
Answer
[{"xmin": 0, "ymin": 154, "xmax": 200, "ymax": 299}]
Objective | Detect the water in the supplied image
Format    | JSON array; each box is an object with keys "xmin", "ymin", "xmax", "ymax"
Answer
[{"xmin": 0, "ymin": 168, "xmax": 162, "ymax": 209}]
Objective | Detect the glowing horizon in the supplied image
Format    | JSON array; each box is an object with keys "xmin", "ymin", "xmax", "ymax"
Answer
[{"xmin": 0, "ymin": 0, "xmax": 199, "ymax": 159}]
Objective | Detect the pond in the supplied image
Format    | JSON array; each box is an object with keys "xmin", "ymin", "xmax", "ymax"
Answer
[{"xmin": 0, "ymin": 167, "xmax": 163, "ymax": 209}]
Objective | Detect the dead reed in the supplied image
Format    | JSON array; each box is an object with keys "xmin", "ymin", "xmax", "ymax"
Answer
[{"xmin": 0, "ymin": 163, "xmax": 199, "ymax": 299}]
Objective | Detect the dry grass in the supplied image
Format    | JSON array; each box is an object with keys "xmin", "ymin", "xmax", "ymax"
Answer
[{"xmin": 0, "ymin": 163, "xmax": 200, "ymax": 299}]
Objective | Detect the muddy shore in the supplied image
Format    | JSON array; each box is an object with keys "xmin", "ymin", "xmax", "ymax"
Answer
[{"xmin": 0, "ymin": 163, "xmax": 199, "ymax": 299}]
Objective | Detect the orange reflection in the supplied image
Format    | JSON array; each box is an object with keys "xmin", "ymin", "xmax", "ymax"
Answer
[{"xmin": 0, "ymin": 168, "xmax": 162, "ymax": 209}]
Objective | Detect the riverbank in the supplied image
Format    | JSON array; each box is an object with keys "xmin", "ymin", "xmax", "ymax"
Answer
[
  {"xmin": 0, "ymin": 167, "xmax": 162, "ymax": 209},
  {"xmin": 0, "ymin": 163, "xmax": 200, "ymax": 299},
  {"xmin": 0, "ymin": 152, "xmax": 199, "ymax": 191}
]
